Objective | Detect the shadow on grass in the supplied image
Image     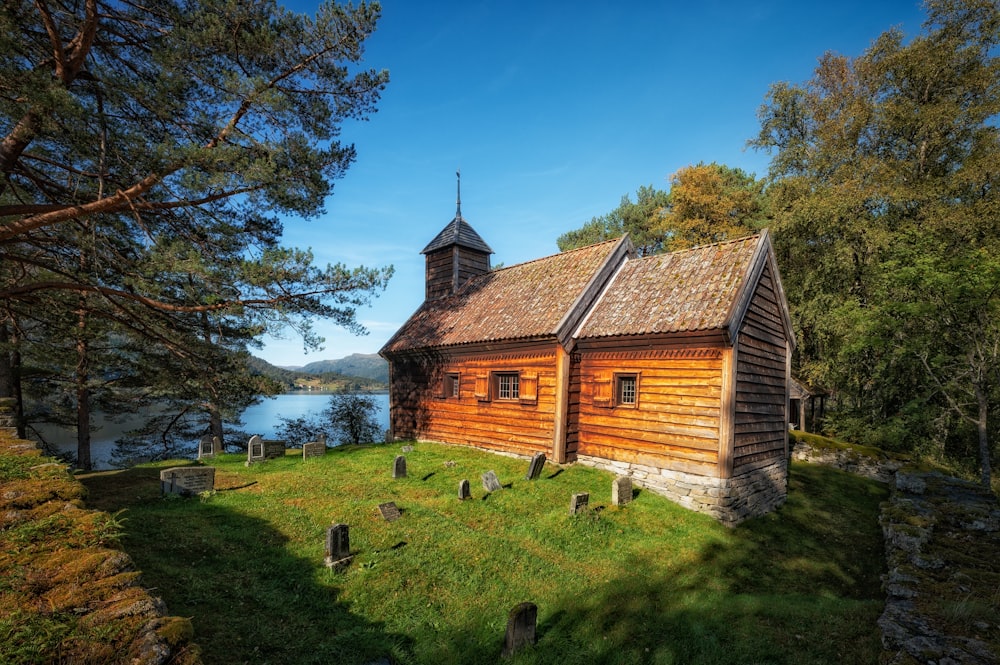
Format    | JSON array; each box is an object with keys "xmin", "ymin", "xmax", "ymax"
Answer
[{"xmin": 80, "ymin": 466, "xmax": 412, "ymax": 665}]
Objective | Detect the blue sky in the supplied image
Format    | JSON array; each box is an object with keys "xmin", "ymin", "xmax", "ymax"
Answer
[{"xmin": 262, "ymin": 0, "xmax": 927, "ymax": 368}]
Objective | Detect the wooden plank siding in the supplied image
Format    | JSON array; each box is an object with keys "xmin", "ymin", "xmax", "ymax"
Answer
[
  {"xmin": 388, "ymin": 350, "xmax": 559, "ymax": 457},
  {"xmin": 732, "ymin": 262, "xmax": 788, "ymax": 471},
  {"xmin": 572, "ymin": 346, "xmax": 725, "ymax": 477}
]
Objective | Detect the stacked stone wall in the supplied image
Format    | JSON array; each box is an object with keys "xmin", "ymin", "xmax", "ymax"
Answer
[{"xmin": 575, "ymin": 454, "xmax": 787, "ymax": 525}]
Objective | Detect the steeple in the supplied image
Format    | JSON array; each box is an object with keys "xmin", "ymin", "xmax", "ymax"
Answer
[{"xmin": 421, "ymin": 172, "xmax": 493, "ymax": 300}]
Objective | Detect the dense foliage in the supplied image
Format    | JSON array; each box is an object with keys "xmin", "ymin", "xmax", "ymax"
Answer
[
  {"xmin": 751, "ymin": 0, "xmax": 999, "ymax": 486},
  {"xmin": 0, "ymin": 1, "xmax": 391, "ymax": 467}
]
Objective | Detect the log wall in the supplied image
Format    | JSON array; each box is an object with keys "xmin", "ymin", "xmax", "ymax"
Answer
[
  {"xmin": 733, "ymin": 262, "xmax": 789, "ymax": 473},
  {"xmin": 388, "ymin": 349, "xmax": 559, "ymax": 458},
  {"xmin": 571, "ymin": 343, "xmax": 726, "ymax": 478}
]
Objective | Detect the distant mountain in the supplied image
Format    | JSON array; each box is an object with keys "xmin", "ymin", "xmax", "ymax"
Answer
[{"xmin": 301, "ymin": 353, "xmax": 389, "ymax": 383}]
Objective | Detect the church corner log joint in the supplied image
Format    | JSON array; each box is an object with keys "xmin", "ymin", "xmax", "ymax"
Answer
[{"xmin": 380, "ymin": 197, "xmax": 796, "ymax": 525}]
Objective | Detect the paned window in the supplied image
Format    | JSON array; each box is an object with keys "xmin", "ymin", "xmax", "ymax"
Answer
[
  {"xmin": 617, "ymin": 374, "xmax": 637, "ymax": 406},
  {"xmin": 446, "ymin": 373, "xmax": 460, "ymax": 398},
  {"xmin": 495, "ymin": 373, "xmax": 520, "ymax": 400}
]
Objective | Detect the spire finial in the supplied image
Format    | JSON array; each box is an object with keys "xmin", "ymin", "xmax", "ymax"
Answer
[{"xmin": 456, "ymin": 169, "xmax": 462, "ymax": 219}]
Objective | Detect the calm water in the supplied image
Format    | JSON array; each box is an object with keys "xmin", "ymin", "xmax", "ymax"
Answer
[{"xmin": 48, "ymin": 392, "xmax": 390, "ymax": 469}]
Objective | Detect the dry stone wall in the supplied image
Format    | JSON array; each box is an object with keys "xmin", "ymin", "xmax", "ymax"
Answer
[{"xmin": 0, "ymin": 422, "xmax": 202, "ymax": 664}]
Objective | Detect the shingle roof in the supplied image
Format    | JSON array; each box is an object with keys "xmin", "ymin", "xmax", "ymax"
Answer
[
  {"xmin": 576, "ymin": 234, "xmax": 762, "ymax": 338},
  {"xmin": 382, "ymin": 238, "xmax": 624, "ymax": 353},
  {"xmin": 421, "ymin": 216, "xmax": 494, "ymax": 255}
]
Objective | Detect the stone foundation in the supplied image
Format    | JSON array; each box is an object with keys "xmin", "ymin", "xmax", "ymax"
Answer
[{"xmin": 575, "ymin": 455, "xmax": 787, "ymax": 525}]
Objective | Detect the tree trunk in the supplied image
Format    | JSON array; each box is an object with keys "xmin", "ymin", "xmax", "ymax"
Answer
[
  {"xmin": 209, "ymin": 406, "xmax": 224, "ymax": 452},
  {"xmin": 975, "ymin": 384, "xmax": 991, "ymax": 489},
  {"xmin": 76, "ymin": 307, "xmax": 92, "ymax": 471}
]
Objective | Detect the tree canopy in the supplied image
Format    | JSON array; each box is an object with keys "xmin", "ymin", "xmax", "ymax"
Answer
[
  {"xmin": 751, "ymin": 0, "xmax": 999, "ymax": 485},
  {"xmin": 0, "ymin": 0, "xmax": 392, "ymax": 467}
]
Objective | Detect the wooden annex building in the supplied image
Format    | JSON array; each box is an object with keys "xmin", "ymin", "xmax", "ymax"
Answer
[{"xmin": 380, "ymin": 203, "xmax": 796, "ymax": 524}]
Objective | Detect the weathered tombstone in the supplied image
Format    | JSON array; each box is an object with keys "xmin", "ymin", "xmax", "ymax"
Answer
[
  {"xmin": 401, "ymin": 445, "xmax": 414, "ymax": 453},
  {"xmin": 197, "ymin": 434, "xmax": 215, "ymax": 460},
  {"xmin": 393, "ymin": 455, "xmax": 407, "ymax": 479},
  {"xmin": 378, "ymin": 502, "xmax": 401, "ymax": 522},
  {"xmin": 481, "ymin": 470, "xmax": 502, "ymax": 492},
  {"xmin": 160, "ymin": 467, "xmax": 215, "ymax": 497},
  {"xmin": 262, "ymin": 439, "xmax": 286, "ymax": 459},
  {"xmin": 246, "ymin": 435, "xmax": 265, "ymax": 466},
  {"xmin": 501, "ymin": 602, "xmax": 538, "ymax": 658},
  {"xmin": 569, "ymin": 492, "xmax": 590, "ymax": 515},
  {"xmin": 612, "ymin": 476, "xmax": 633, "ymax": 506},
  {"xmin": 525, "ymin": 452, "xmax": 546, "ymax": 480},
  {"xmin": 324, "ymin": 523, "xmax": 351, "ymax": 568},
  {"xmin": 302, "ymin": 441, "xmax": 326, "ymax": 460},
  {"xmin": 458, "ymin": 479, "xmax": 471, "ymax": 500}
]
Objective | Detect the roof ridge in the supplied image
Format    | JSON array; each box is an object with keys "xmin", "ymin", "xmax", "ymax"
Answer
[{"xmin": 645, "ymin": 232, "xmax": 761, "ymax": 261}]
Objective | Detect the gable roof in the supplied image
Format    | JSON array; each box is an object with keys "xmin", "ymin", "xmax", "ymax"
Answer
[
  {"xmin": 575, "ymin": 232, "xmax": 793, "ymax": 346},
  {"xmin": 421, "ymin": 216, "xmax": 494, "ymax": 255},
  {"xmin": 381, "ymin": 237, "xmax": 630, "ymax": 354}
]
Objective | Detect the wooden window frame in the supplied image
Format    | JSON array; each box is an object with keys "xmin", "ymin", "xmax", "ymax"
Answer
[
  {"xmin": 493, "ymin": 372, "xmax": 520, "ymax": 401},
  {"xmin": 593, "ymin": 371, "xmax": 639, "ymax": 408},
  {"xmin": 615, "ymin": 372, "xmax": 639, "ymax": 408},
  {"xmin": 446, "ymin": 372, "xmax": 460, "ymax": 399}
]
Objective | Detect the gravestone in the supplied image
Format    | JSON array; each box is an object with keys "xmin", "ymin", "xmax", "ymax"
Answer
[
  {"xmin": 393, "ymin": 455, "xmax": 407, "ymax": 478},
  {"xmin": 525, "ymin": 452, "xmax": 546, "ymax": 480},
  {"xmin": 378, "ymin": 502, "xmax": 401, "ymax": 522},
  {"xmin": 302, "ymin": 441, "xmax": 326, "ymax": 460},
  {"xmin": 401, "ymin": 445, "xmax": 414, "ymax": 453},
  {"xmin": 262, "ymin": 439, "xmax": 286, "ymax": 459},
  {"xmin": 197, "ymin": 434, "xmax": 217, "ymax": 460},
  {"xmin": 324, "ymin": 523, "xmax": 351, "ymax": 568},
  {"xmin": 458, "ymin": 479, "xmax": 471, "ymax": 500},
  {"xmin": 160, "ymin": 466, "xmax": 215, "ymax": 497},
  {"xmin": 501, "ymin": 602, "xmax": 538, "ymax": 658},
  {"xmin": 481, "ymin": 470, "xmax": 502, "ymax": 492},
  {"xmin": 612, "ymin": 476, "xmax": 633, "ymax": 506},
  {"xmin": 569, "ymin": 492, "xmax": 590, "ymax": 515},
  {"xmin": 246, "ymin": 434, "xmax": 265, "ymax": 465}
]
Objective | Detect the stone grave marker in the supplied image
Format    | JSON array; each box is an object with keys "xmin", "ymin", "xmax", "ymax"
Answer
[
  {"xmin": 569, "ymin": 492, "xmax": 590, "ymax": 515},
  {"xmin": 378, "ymin": 502, "xmax": 401, "ymax": 522},
  {"xmin": 525, "ymin": 452, "xmax": 546, "ymax": 480},
  {"xmin": 393, "ymin": 455, "xmax": 407, "ymax": 478},
  {"xmin": 324, "ymin": 523, "xmax": 352, "ymax": 568},
  {"xmin": 160, "ymin": 466, "xmax": 215, "ymax": 497},
  {"xmin": 401, "ymin": 445, "xmax": 414, "ymax": 453},
  {"xmin": 197, "ymin": 434, "xmax": 217, "ymax": 460},
  {"xmin": 302, "ymin": 441, "xmax": 326, "ymax": 460},
  {"xmin": 501, "ymin": 602, "xmax": 538, "ymax": 658},
  {"xmin": 458, "ymin": 479, "xmax": 471, "ymax": 500},
  {"xmin": 612, "ymin": 476, "xmax": 633, "ymax": 506},
  {"xmin": 246, "ymin": 435, "xmax": 264, "ymax": 465},
  {"xmin": 481, "ymin": 470, "xmax": 502, "ymax": 492},
  {"xmin": 262, "ymin": 439, "xmax": 286, "ymax": 459}
]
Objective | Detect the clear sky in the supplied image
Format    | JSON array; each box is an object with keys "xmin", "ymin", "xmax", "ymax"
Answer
[{"xmin": 261, "ymin": 0, "xmax": 928, "ymax": 368}]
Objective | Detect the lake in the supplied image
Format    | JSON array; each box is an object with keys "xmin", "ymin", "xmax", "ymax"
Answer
[{"xmin": 47, "ymin": 392, "xmax": 390, "ymax": 469}]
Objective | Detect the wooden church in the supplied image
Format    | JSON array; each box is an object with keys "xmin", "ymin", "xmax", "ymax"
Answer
[{"xmin": 380, "ymin": 190, "xmax": 795, "ymax": 524}]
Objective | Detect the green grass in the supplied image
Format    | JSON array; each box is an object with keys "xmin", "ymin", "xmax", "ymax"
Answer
[{"xmin": 80, "ymin": 444, "xmax": 889, "ymax": 665}]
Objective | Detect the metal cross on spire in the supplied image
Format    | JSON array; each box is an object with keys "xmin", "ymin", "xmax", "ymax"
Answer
[{"xmin": 456, "ymin": 169, "xmax": 462, "ymax": 219}]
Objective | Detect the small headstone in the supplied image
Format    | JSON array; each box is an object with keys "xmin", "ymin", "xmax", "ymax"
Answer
[
  {"xmin": 481, "ymin": 470, "xmax": 502, "ymax": 492},
  {"xmin": 302, "ymin": 441, "xmax": 326, "ymax": 460},
  {"xmin": 378, "ymin": 502, "xmax": 401, "ymax": 522},
  {"xmin": 501, "ymin": 602, "xmax": 538, "ymax": 658},
  {"xmin": 401, "ymin": 445, "xmax": 414, "ymax": 453},
  {"xmin": 325, "ymin": 523, "xmax": 351, "ymax": 568},
  {"xmin": 393, "ymin": 455, "xmax": 407, "ymax": 479},
  {"xmin": 262, "ymin": 439, "xmax": 286, "ymax": 459},
  {"xmin": 246, "ymin": 434, "xmax": 264, "ymax": 465},
  {"xmin": 197, "ymin": 434, "xmax": 216, "ymax": 460},
  {"xmin": 525, "ymin": 452, "xmax": 546, "ymax": 480},
  {"xmin": 160, "ymin": 467, "xmax": 215, "ymax": 497},
  {"xmin": 569, "ymin": 492, "xmax": 590, "ymax": 515},
  {"xmin": 444, "ymin": 460, "xmax": 457, "ymax": 468},
  {"xmin": 458, "ymin": 479, "xmax": 471, "ymax": 500},
  {"xmin": 612, "ymin": 476, "xmax": 633, "ymax": 506}
]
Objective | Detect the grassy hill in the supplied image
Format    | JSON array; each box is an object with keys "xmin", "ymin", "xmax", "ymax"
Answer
[
  {"xmin": 79, "ymin": 444, "xmax": 890, "ymax": 665},
  {"xmin": 299, "ymin": 353, "xmax": 389, "ymax": 383},
  {"xmin": 247, "ymin": 354, "xmax": 387, "ymax": 391}
]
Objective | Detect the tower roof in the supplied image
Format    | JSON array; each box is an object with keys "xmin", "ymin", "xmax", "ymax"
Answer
[{"xmin": 420, "ymin": 216, "xmax": 494, "ymax": 255}]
